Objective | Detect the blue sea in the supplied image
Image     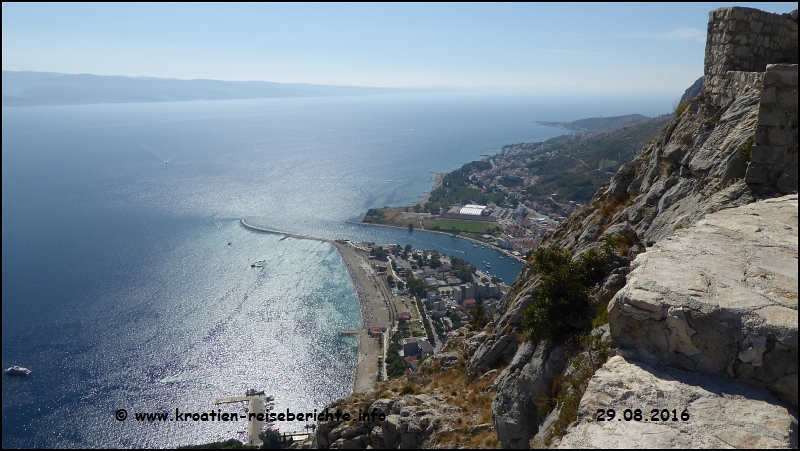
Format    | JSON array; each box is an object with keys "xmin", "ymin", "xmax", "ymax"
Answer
[{"xmin": 2, "ymin": 91, "xmax": 667, "ymax": 448}]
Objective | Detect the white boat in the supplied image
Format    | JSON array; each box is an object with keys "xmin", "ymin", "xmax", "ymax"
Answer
[{"xmin": 5, "ymin": 366, "xmax": 31, "ymax": 376}]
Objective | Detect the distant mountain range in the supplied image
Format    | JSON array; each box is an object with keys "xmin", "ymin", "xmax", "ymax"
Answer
[{"xmin": 1, "ymin": 71, "xmax": 422, "ymax": 106}]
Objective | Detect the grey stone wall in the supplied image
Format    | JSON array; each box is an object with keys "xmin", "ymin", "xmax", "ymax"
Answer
[
  {"xmin": 745, "ymin": 64, "xmax": 798, "ymax": 193},
  {"xmin": 704, "ymin": 7, "xmax": 798, "ymax": 106}
]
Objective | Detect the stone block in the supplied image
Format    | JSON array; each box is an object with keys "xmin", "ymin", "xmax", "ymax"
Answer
[
  {"xmin": 758, "ymin": 108, "xmax": 788, "ymax": 126},
  {"xmin": 777, "ymin": 164, "xmax": 798, "ymax": 193},
  {"xmin": 558, "ymin": 356, "xmax": 798, "ymax": 448},
  {"xmin": 608, "ymin": 196, "xmax": 799, "ymax": 406},
  {"xmin": 768, "ymin": 125, "xmax": 798, "ymax": 146},
  {"xmin": 760, "ymin": 86, "xmax": 777, "ymax": 102}
]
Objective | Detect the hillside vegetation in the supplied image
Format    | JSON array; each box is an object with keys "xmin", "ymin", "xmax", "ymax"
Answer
[{"xmin": 522, "ymin": 115, "xmax": 672, "ymax": 204}]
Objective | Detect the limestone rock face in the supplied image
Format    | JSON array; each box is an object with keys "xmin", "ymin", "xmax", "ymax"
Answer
[
  {"xmin": 470, "ymin": 81, "xmax": 770, "ymax": 446},
  {"xmin": 418, "ymin": 352, "xmax": 461, "ymax": 371},
  {"xmin": 490, "ymin": 340, "xmax": 567, "ymax": 448},
  {"xmin": 558, "ymin": 356, "xmax": 798, "ymax": 448},
  {"xmin": 609, "ymin": 195, "xmax": 798, "ymax": 406}
]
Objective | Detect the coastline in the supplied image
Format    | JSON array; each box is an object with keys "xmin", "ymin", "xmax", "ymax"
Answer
[
  {"xmin": 356, "ymin": 162, "xmax": 526, "ymax": 263},
  {"xmin": 241, "ymin": 213, "xmax": 524, "ymax": 394},
  {"xmin": 419, "ymin": 172, "xmax": 445, "ymax": 206},
  {"xmin": 331, "ymin": 240, "xmax": 393, "ymax": 393},
  {"xmin": 240, "ymin": 219, "xmax": 389, "ymax": 393}
]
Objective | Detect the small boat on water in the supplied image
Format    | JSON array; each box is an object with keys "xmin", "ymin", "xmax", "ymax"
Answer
[
  {"xmin": 485, "ymin": 262, "xmax": 491, "ymax": 268},
  {"xmin": 5, "ymin": 366, "xmax": 31, "ymax": 376}
]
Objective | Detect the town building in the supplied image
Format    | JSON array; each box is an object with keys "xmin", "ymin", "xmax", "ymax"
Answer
[
  {"xmin": 418, "ymin": 338, "xmax": 434, "ymax": 358},
  {"xmin": 402, "ymin": 338, "xmax": 419, "ymax": 357}
]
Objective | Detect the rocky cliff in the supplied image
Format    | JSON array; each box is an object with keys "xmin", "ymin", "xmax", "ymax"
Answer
[
  {"xmin": 473, "ymin": 6, "xmax": 797, "ymax": 448},
  {"xmin": 557, "ymin": 195, "xmax": 797, "ymax": 448},
  {"xmin": 305, "ymin": 6, "xmax": 797, "ymax": 449}
]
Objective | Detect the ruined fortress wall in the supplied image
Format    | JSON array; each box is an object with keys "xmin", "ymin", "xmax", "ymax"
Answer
[
  {"xmin": 746, "ymin": 63, "xmax": 798, "ymax": 193},
  {"xmin": 704, "ymin": 7, "xmax": 798, "ymax": 106}
]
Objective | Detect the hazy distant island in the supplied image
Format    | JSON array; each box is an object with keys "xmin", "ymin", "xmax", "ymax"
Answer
[{"xmin": 1, "ymin": 70, "xmax": 444, "ymax": 107}]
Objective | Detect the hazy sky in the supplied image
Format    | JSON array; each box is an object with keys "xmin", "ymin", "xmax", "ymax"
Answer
[{"xmin": 2, "ymin": 3, "xmax": 796, "ymax": 94}]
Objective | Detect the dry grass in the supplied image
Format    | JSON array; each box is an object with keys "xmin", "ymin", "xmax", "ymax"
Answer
[
  {"xmin": 602, "ymin": 232, "xmax": 637, "ymax": 256},
  {"xmin": 327, "ymin": 357, "xmax": 504, "ymax": 448},
  {"xmin": 659, "ymin": 160, "xmax": 676, "ymax": 180},
  {"xmin": 599, "ymin": 192, "xmax": 631, "ymax": 218}
]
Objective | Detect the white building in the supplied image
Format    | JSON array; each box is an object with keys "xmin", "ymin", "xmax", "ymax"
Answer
[{"xmin": 459, "ymin": 204, "xmax": 487, "ymax": 216}]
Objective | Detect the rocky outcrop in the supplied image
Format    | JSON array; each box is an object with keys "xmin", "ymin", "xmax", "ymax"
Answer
[
  {"xmin": 678, "ymin": 76, "xmax": 704, "ymax": 107},
  {"xmin": 490, "ymin": 340, "xmax": 567, "ymax": 448},
  {"xmin": 609, "ymin": 195, "xmax": 798, "ymax": 406},
  {"xmin": 557, "ymin": 356, "xmax": 798, "ymax": 448},
  {"xmin": 312, "ymin": 395, "xmax": 447, "ymax": 449}
]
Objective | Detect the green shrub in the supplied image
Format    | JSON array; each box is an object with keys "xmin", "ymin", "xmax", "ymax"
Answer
[
  {"xmin": 575, "ymin": 250, "xmax": 607, "ymax": 287},
  {"xmin": 521, "ymin": 247, "xmax": 609, "ymax": 342},
  {"xmin": 738, "ymin": 136, "xmax": 755, "ymax": 162},
  {"xmin": 591, "ymin": 302, "xmax": 609, "ymax": 328}
]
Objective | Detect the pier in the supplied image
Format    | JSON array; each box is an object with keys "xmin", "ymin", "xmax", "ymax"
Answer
[{"xmin": 214, "ymin": 389, "xmax": 271, "ymax": 447}]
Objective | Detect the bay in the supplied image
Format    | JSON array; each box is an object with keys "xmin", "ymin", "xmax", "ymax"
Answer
[{"xmin": 2, "ymin": 91, "xmax": 664, "ymax": 448}]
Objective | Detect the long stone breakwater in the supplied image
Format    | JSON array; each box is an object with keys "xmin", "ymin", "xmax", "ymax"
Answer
[{"xmin": 239, "ymin": 219, "xmax": 334, "ymax": 244}]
